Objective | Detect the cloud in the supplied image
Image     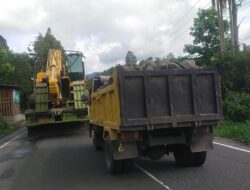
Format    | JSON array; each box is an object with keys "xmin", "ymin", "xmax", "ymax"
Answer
[{"xmin": 1, "ymin": 0, "xmax": 249, "ymax": 73}]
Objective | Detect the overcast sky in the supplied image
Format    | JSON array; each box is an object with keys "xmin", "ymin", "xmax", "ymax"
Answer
[{"xmin": 0, "ymin": 0, "xmax": 250, "ymax": 73}]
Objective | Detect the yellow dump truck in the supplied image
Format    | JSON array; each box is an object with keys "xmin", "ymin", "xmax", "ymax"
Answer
[{"xmin": 89, "ymin": 65, "xmax": 223, "ymax": 174}]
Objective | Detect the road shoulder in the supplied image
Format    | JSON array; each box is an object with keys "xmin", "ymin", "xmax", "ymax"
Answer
[{"xmin": 214, "ymin": 136, "xmax": 250, "ymax": 151}]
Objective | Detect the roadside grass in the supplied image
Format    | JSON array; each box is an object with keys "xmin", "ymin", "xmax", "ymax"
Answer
[
  {"xmin": 214, "ymin": 121, "xmax": 250, "ymax": 144},
  {"xmin": 0, "ymin": 116, "xmax": 23, "ymax": 137}
]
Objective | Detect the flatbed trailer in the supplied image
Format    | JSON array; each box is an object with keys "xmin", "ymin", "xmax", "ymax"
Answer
[{"xmin": 89, "ymin": 66, "xmax": 223, "ymax": 173}]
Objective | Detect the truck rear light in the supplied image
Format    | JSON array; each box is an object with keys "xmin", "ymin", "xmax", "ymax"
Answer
[
  {"xmin": 197, "ymin": 126, "xmax": 210, "ymax": 133},
  {"xmin": 120, "ymin": 131, "xmax": 139, "ymax": 140}
]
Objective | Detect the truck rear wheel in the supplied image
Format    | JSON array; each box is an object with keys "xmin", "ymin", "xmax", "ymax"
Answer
[
  {"xmin": 93, "ymin": 130, "xmax": 103, "ymax": 150},
  {"xmin": 122, "ymin": 158, "xmax": 135, "ymax": 172},
  {"xmin": 193, "ymin": 151, "xmax": 207, "ymax": 166},
  {"xmin": 27, "ymin": 127, "xmax": 38, "ymax": 140},
  {"xmin": 173, "ymin": 145, "xmax": 193, "ymax": 166},
  {"xmin": 105, "ymin": 136, "xmax": 122, "ymax": 174},
  {"xmin": 173, "ymin": 145, "xmax": 207, "ymax": 167}
]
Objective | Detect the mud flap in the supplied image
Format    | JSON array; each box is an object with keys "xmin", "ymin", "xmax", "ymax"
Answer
[
  {"xmin": 111, "ymin": 141, "xmax": 139, "ymax": 160},
  {"xmin": 190, "ymin": 132, "xmax": 214, "ymax": 152}
]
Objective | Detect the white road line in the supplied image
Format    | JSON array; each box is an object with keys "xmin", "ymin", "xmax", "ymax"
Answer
[
  {"xmin": 213, "ymin": 141, "xmax": 250, "ymax": 153},
  {"xmin": 135, "ymin": 164, "xmax": 172, "ymax": 190},
  {"xmin": 0, "ymin": 134, "xmax": 23, "ymax": 149}
]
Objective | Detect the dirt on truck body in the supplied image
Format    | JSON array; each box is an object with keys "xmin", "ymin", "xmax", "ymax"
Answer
[{"xmin": 89, "ymin": 64, "xmax": 223, "ymax": 174}]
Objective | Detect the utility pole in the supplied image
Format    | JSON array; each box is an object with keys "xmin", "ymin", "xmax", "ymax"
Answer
[
  {"xmin": 217, "ymin": 0, "xmax": 225, "ymax": 54},
  {"xmin": 229, "ymin": 0, "xmax": 242, "ymax": 52},
  {"xmin": 228, "ymin": 0, "xmax": 235, "ymax": 52},
  {"xmin": 212, "ymin": 0, "xmax": 216, "ymax": 9},
  {"xmin": 232, "ymin": 0, "xmax": 238, "ymax": 51}
]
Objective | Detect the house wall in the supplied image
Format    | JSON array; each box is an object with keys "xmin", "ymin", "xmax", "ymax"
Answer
[{"xmin": 0, "ymin": 86, "xmax": 21, "ymax": 122}]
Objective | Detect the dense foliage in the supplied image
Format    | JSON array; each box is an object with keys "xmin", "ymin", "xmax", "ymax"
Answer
[
  {"xmin": 215, "ymin": 121, "xmax": 250, "ymax": 144},
  {"xmin": 220, "ymin": 52, "xmax": 250, "ymax": 93},
  {"xmin": 0, "ymin": 29, "xmax": 63, "ymax": 109},
  {"xmin": 183, "ymin": 8, "xmax": 250, "ymax": 123},
  {"xmin": 0, "ymin": 45, "xmax": 33, "ymax": 109},
  {"xmin": 0, "ymin": 35, "xmax": 9, "ymax": 50},
  {"xmin": 223, "ymin": 91, "xmax": 250, "ymax": 122},
  {"xmin": 0, "ymin": 49, "xmax": 15, "ymax": 81},
  {"xmin": 125, "ymin": 51, "xmax": 137, "ymax": 65},
  {"xmin": 29, "ymin": 28, "xmax": 63, "ymax": 71},
  {"xmin": 184, "ymin": 8, "xmax": 230, "ymax": 66},
  {"xmin": 0, "ymin": 116, "xmax": 22, "ymax": 136},
  {"xmin": 0, "ymin": 35, "xmax": 34, "ymax": 109}
]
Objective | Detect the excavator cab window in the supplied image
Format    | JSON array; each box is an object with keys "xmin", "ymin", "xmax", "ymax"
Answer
[{"xmin": 65, "ymin": 52, "xmax": 85, "ymax": 81}]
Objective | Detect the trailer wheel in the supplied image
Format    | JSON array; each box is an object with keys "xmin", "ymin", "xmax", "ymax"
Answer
[
  {"xmin": 173, "ymin": 145, "xmax": 194, "ymax": 166},
  {"xmin": 93, "ymin": 130, "xmax": 103, "ymax": 150},
  {"xmin": 193, "ymin": 151, "xmax": 207, "ymax": 166},
  {"xmin": 105, "ymin": 136, "xmax": 122, "ymax": 174},
  {"xmin": 122, "ymin": 159, "xmax": 135, "ymax": 172}
]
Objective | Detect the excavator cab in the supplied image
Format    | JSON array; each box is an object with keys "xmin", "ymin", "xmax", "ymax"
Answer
[{"xmin": 65, "ymin": 51, "xmax": 85, "ymax": 82}]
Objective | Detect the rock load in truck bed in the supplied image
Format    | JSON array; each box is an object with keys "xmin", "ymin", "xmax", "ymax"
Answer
[
  {"xmin": 123, "ymin": 59, "xmax": 200, "ymax": 71},
  {"xmin": 94, "ymin": 60, "xmax": 201, "ymax": 91}
]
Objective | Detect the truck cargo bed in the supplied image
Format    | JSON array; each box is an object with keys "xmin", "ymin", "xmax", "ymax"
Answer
[{"xmin": 117, "ymin": 66, "xmax": 223, "ymax": 129}]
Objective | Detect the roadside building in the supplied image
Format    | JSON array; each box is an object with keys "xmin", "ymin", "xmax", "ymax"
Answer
[{"xmin": 0, "ymin": 85, "xmax": 23, "ymax": 122}]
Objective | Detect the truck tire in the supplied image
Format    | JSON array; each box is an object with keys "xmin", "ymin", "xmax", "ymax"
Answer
[
  {"xmin": 173, "ymin": 145, "xmax": 207, "ymax": 167},
  {"xmin": 105, "ymin": 136, "xmax": 122, "ymax": 174},
  {"xmin": 93, "ymin": 130, "xmax": 103, "ymax": 150},
  {"xmin": 27, "ymin": 127, "xmax": 38, "ymax": 140},
  {"xmin": 173, "ymin": 145, "xmax": 194, "ymax": 166},
  {"xmin": 193, "ymin": 151, "xmax": 207, "ymax": 166},
  {"xmin": 122, "ymin": 159, "xmax": 135, "ymax": 172}
]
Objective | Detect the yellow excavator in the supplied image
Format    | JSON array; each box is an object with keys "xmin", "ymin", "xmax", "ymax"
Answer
[{"xmin": 25, "ymin": 49, "xmax": 89, "ymax": 138}]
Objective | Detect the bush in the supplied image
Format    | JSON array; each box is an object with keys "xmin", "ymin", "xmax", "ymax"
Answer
[
  {"xmin": 215, "ymin": 121, "xmax": 250, "ymax": 144},
  {"xmin": 220, "ymin": 51, "xmax": 250, "ymax": 93},
  {"xmin": 223, "ymin": 91, "xmax": 250, "ymax": 122},
  {"xmin": 0, "ymin": 116, "xmax": 8, "ymax": 129},
  {"xmin": 0, "ymin": 116, "xmax": 23, "ymax": 136},
  {"xmin": 0, "ymin": 116, "xmax": 9, "ymax": 136}
]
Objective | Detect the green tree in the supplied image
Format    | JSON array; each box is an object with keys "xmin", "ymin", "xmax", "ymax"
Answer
[
  {"xmin": 30, "ymin": 28, "xmax": 63, "ymax": 71},
  {"xmin": 0, "ymin": 35, "xmax": 9, "ymax": 50},
  {"xmin": 1, "ymin": 51, "xmax": 33, "ymax": 109},
  {"xmin": 146, "ymin": 57, "xmax": 153, "ymax": 61},
  {"xmin": 101, "ymin": 66, "xmax": 115, "ymax": 76},
  {"xmin": 7, "ymin": 52, "xmax": 33, "ymax": 108},
  {"xmin": 0, "ymin": 36, "xmax": 14, "ymax": 81},
  {"xmin": 166, "ymin": 53, "xmax": 176, "ymax": 62},
  {"xmin": 0, "ymin": 35, "xmax": 33, "ymax": 109},
  {"xmin": 184, "ymin": 8, "xmax": 229, "ymax": 66},
  {"xmin": 125, "ymin": 51, "xmax": 137, "ymax": 65},
  {"xmin": 154, "ymin": 57, "xmax": 161, "ymax": 64}
]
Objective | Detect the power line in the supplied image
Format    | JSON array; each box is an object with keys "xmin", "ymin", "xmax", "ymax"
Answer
[
  {"xmin": 145, "ymin": 0, "xmax": 205, "ymax": 54},
  {"xmin": 167, "ymin": 1, "xmax": 211, "ymax": 43},
  {"xmin": 153, "ymin": 2, "xmax": 211, "ymax": 57}
]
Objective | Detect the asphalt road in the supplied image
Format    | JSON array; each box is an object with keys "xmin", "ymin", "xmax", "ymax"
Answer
[{"xmin": 0, "ymin": 127, "xmax": 250, "ymax": 190}]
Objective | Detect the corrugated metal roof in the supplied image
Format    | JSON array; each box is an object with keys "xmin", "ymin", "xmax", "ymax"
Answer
[{"xmin": 0, "ymin": 84, "xmax": 19, "ymax": 89}]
